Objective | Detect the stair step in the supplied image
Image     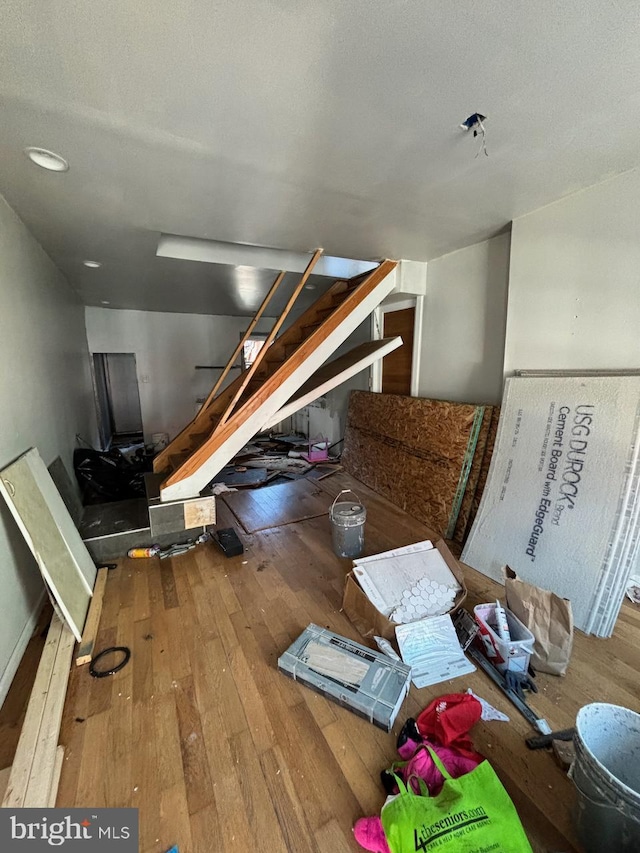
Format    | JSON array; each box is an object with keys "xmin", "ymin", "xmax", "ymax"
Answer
[
  {"xmin": 190, "ymin": 432, "xmax": 210, "ymax": 444},
  {"xmin": 284, "ymin": 343, "xmax": 300, "ymax": 357},
  {"xmin": 264, "ymin": 354, "xmax": 286, "ymax": 368},
  {"xmin": 169, "ymin": 451, "xmax": 191, "ymax": 471},
  {"xmin": 314, "ymin": 306, "xmax": 335, "ymax": 321}
]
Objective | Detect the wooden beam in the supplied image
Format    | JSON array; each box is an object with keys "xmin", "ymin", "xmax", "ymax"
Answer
[
  {"xmin": 216, "ymin": 249, "xmax": 323, "ymax": 430},
  {"xmin": 201, "ymin": 270, "xmax": 286, "ymax": 412},
  {"xmin": 264, "ymin": 337, "xmax": 403, "ymax": 428},
  {"xmin": 75, "ymin": 567, "xmax": 109, "ymax": 666},
  {"xmin": 23, "ymin": 625, "xmax": 74, "ymax": 807},
  {"xmin": 48, "ymin": 746, "xmax": 65, "ymax": 808},
  {"xmin": 0, "ymin": 766, "xmax": 10, "ymax": 802},
  {"xmin": 2, "ymin": 615, "xmax": 75, "ymax": 808}
]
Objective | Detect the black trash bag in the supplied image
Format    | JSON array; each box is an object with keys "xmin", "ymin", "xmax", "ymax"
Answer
[{"xmin": 73, "ymin": 448, "xmax": 147, "ymax": 503}]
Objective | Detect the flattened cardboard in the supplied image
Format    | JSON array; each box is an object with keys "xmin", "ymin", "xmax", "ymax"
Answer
[{"xmin": 342, "ymin": 539, "xmax": 467, "ymax": 641}]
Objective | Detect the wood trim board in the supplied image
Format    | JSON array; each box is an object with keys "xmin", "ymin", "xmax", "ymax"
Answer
[
  {"xmin": 264, "ymin": 337, "xmax": 402, "ymax": 428},
  {"xmin": 75, "ymin": 567, "xmax": 109, "ymax": 666},
  {"xmin": 217, "ymin": 251, "xmax": 322, "ymax": 428},
  {"xmin": 0, "ymin": 448, "xmax": 95, "ymax": 641},
  {"xmin": 201, "ymin": 270, "xmax": 286, "ymax": 411}
]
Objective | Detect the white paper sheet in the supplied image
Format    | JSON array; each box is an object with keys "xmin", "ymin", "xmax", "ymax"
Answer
[{"xmin": 395, "ymin": 615, "xmax": 475, "ymax": 689}]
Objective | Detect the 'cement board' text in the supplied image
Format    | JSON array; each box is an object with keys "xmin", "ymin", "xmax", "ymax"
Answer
[{"xmin": 526, "ymin": 404, "xmax": 594, "ymax": 562}]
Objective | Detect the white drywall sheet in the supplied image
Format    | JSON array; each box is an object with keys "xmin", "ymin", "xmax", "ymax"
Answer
[
  {"xmin": 462, "ymin": 375, "xmax": 640, "ymax": 635},
  {"xmin": 0, "ymin": 448, "xmax": 95, "ymax": 641}
]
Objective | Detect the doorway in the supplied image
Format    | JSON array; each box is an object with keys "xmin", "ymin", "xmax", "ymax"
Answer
[
  {"xmin": 382, "ymin": 306, "xmax": 415, "ymax": 395},
  {"xmin": 371, "ymin": 297, "xmax": 423, "ymax": 396},
  {"xmin": 92, "ymin": 353, "xmax": 143, "ymax": 448}
]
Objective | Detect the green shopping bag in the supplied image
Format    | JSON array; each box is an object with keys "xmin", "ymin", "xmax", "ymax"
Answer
[{"xmin": 381, "ymin": 746, "xmax": 533, "ymax": 853}]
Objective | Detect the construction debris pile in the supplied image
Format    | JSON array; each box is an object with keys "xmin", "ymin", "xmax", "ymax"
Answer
[{"xmin": 203, "ymin": 432, "xmax": 342, "ymax": 492}]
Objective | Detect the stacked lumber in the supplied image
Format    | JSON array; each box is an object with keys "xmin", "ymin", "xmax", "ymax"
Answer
[
  {"xmin": 342, "ymin": 391, "xmax": 496, "ymax": 541},
  {"xmin": 2, "ymin": 615, "xmax": 74, "ymax": 808}
]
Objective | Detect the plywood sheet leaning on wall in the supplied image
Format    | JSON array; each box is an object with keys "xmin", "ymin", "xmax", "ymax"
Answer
[
  {"xmin": 0, "ymin": 448, "xmax": 95, "ymax": 641},
  {"xmin": 342, "ymin": 391, "xmax": 493, "ymax": 538}
]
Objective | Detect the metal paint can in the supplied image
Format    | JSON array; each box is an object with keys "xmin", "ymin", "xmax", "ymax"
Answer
[{"xmin": 330, "ymin": 489, "xmax": 366, "ymax": 558}]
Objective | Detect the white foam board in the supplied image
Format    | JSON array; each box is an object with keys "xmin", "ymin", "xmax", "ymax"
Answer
[{"xmin": 0, "ymin": 448, "xmax": 95, "ymax": 640}]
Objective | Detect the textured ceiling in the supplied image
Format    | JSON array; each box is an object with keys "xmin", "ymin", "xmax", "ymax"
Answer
[{"xmin": 1, "ymin": 2, "xmax": 640, "ymax": 315}]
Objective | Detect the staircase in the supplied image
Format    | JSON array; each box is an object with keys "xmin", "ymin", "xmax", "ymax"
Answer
[{"xmin": 154, "ymin": 258, "xmax": 398, "ymax": 501}]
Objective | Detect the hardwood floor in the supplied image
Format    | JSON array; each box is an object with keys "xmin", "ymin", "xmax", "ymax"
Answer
[{"xmin": 47, "ymin": 473, "xmax": 640, "ymax": 852}]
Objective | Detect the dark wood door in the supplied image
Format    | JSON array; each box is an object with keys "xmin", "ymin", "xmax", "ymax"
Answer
[{"xmin": 382, "ymin": 307, "xmax": 415, "ymax": 395}]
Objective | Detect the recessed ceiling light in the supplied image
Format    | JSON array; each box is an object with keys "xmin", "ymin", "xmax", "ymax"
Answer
[
  {"xmin": 24, "ymin": 147, "xmax": 69, "ymax": 172},
  {"xmin": 101, "ymin": 300, "xmax": 110, "ymax": 305},
  {"xmin": 83, "ymin": 260, "xmax": 102, "ymax": 268},
  {"xmin": 305, "ymin": 284, "xmax": 316, "ymax": 290}
]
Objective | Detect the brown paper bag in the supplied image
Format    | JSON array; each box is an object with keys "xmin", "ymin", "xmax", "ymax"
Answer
[{"xmin": 504, "ymin": 567, "xmax": 573, "ymax": 676}]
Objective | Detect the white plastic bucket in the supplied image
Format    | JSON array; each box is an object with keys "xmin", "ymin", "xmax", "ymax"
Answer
[
  {"xmin": 330, "ymin": 489, "xmax": 366, "ymax": 558},
  {"xmin": 151, "ymin": 432, "xmax": 169, "ymax": 452},
  {"xmin": 570, "ymin": 703, "xmax": 640, "ymax": 851}
]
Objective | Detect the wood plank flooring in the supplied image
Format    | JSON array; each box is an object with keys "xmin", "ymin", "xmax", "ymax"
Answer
[
  {"xmin": 222, "ymin": 478, "xmax": 334, "ymax": 534},
  {"xmin": 49, "ymin": 474, "xmax": 640, "ymax": 852}
]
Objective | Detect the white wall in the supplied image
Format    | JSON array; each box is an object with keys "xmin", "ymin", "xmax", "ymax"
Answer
[
  {"xmin": 0, "ymin": 195, "xmax": 96, "ymax": 704},
  {"xmin": 417, "ymin": 232, "xmax": 511, "ymax": 405},
  {"xmin": 505, "ymin": 168, "xmax": 640, "ymax": 373},
  {"xmin": 84, "ymin": 307, "xmax": 273, "ymax": 442},
  {"xmin": 290, "ymin": 320, "xmax": 373, "ymax": 446}
]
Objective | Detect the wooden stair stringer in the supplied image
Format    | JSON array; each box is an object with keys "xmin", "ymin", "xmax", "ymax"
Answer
[
  {"xmin": 152, "ymin": 368, "xmax": 249, "ymax": 473},
  {"xmin": 159, "ymin": 259, "xmax": 397, "ymax": 500},
  {"xmin": 152, "ymin": 275, "xmax": 373, "ymax": 474}
]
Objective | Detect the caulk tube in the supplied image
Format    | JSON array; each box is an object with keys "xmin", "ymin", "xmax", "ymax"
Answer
[{"xmin": 494, "ymin": 599, "xmax": 511, "ymax": 642}]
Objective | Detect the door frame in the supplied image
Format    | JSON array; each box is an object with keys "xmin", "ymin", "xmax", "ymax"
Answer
[{"xmin": 370, "ymin": 296, "xmax": 423, "ymax": 396}]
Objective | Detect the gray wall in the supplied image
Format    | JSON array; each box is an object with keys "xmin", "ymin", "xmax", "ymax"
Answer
[
  {"xmin": 417, "ymin": 232, "xmax": 511, "ymax": 405},
  {"xmin": 505, "ymin": 168, "xmax": 640, "ymax": 372},
  {"xmin": 85, "ymin": 307, "xmax": 275, "ymax": 442},
  {"xmin": 0, "ymin": 195, "xmax": 95, "ymax": 704}
]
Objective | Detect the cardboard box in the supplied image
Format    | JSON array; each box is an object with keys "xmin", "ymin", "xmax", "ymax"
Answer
[{"xmin": 342, "ymin": 539, "xmax": 467, "ymax": 641}]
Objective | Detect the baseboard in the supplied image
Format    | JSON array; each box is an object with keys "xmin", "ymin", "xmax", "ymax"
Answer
[{"xmin": 0, "ymin": 589, "xmax": 47, "ymax": 708}]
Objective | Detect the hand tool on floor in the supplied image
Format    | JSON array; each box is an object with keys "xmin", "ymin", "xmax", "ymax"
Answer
[
  {"xmin": 158, "ymin": 542, "xmax": 196, "ymax": 559},
  {"xmin": 466, "ymin": 643, "xmax": 552, "ymax": 735},
  {"xmin": 525, "ymin": 727, "xmax": 575, "ymax": 749}
]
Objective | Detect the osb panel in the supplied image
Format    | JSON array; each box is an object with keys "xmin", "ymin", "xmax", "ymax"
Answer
[
  {"xmin": 452, "ymin": 405, "xmax": 494, "ymax": 545},
  {"xmin": 342, "ymin": 391, "xmax": 487, "ymax": 536},
  {"xmin": 346, "ymin": 391, "xmax": 480, "ymax": 459}
]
